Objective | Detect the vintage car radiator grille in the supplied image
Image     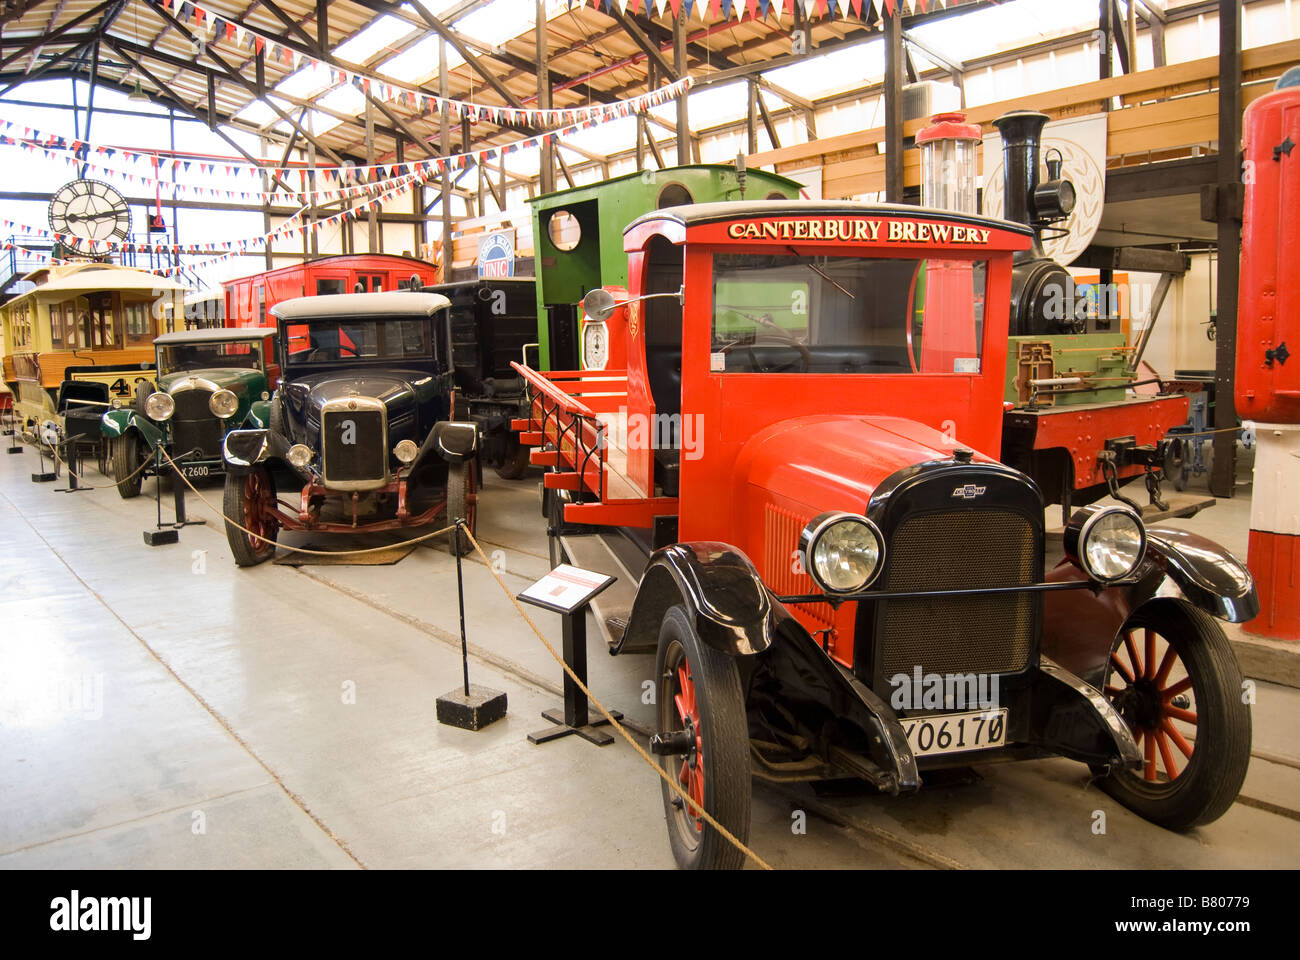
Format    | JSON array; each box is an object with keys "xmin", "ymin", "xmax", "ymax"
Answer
[
  {"xmin": 877, "ymin": 509, "xmax": 1036, "ymax": 678},
  {"xmin": 322, "ymin": 408, "xmax": 386, "ymax": 483},
  {"xmin": 170, "ymin": 390, "xmax": 223, "ymax": 458}
]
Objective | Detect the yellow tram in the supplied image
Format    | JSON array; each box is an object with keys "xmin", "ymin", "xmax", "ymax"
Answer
[{"xmin": 0, "ymin": 262, "xmax": 186, "ymax": 439}]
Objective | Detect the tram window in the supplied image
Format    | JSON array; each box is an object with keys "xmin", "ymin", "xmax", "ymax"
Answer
[
  {"xmin": 316, "ymin": 278, "xmax": 346, "ymax": 295},
  {"xmin": 257, "ymin": 285, "xmax": 267, "ymax": 323},
  {"xmin": 49, "ymin": 304, "xmax": 63, "ymax": 347},
  {"xmin": 125, "ymin": 302, "xmax": 152, "ymax": 344}
]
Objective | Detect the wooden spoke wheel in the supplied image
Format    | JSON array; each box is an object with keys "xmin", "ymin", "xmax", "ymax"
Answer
[
  {"xmin": 222, "ymin": 465, "xmax": 279, "ymax": 567},
  {"xmin": 655, "ymin": 604, "xmax": 750, "ymax": 870},
  {"xmin": 1098, "ymin": 599, "xmax": 1251, "ymax": 830}
]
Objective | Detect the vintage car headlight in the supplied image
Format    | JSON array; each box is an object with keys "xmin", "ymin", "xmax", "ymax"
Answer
[
  {"xmin": 393, "ymin": 439, "xmax": 419, "ymax": 464},
  {"xmin": 209, "ymin": 389, "xmax": 239, "ymax": 419},
  {"xmin": 286, "ymin": 443, "xmax": 312, "ymax": 469},
  {"xmin": 800, "ymin": 512, "xmax": 885, "ymax": 595},
  {"xmin": 145, "ymin": 391, "xmax": 175, "ymax": 421},
  {"xmin": 1066, "ymin": 504, "xmax": 1146, "ymax": 583}
]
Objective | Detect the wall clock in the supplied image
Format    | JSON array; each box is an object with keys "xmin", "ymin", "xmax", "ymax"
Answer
[{"xmin": 48, "ymin": 179, "xmax": 132, "ymax": 243}]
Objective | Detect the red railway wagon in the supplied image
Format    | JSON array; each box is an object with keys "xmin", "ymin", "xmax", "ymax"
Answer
[{"xmin": 223, "ymin": 254, "xmax": 439, "ymax": 328}]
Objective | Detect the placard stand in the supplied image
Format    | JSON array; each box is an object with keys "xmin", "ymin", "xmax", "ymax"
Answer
[
  {"xmin": 4, "ymin": 404, "xmax": 21, "ymax": 454},
  {"xmin": 436, "ymin": 519, "xmax": 508, "ymax": 731},
  {"xmin": 519, "ymin": 564, "xmax": 620, "ymax": 747},
  {"xmin": 143, "ymin": 450, "xmax": 203, "ymax": 546}
]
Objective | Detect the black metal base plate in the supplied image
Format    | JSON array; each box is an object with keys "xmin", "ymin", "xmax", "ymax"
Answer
[
  {"xmin": 31, "ymin": 472, "xmax": 57, "ymax": 482},
  {"xmin": 7, "ymin": 447, "xmax": 22, "ymax": 454},
  {"xmin": 143, "ymin": 529, "xmax": 180, "ymax": 546},
  {"xmin": 436, "ymin": 685, "xmax": 508, "ymax": 731},
  {"xmin": 527, "ymin": 706, "xmax": 622, "ymax": 747}
]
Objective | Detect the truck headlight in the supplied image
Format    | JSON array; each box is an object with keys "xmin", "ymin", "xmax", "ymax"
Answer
[
  {"xmin": 145, "ymin": 392, "xmax": 175, "ymax": 421},
  {"xmin": 287, "ymin": 443, "xmax": 312, "ymax": 469},
  {"xmin": 393, "ymin": 439, "xmax": 418, "ymax": 464},
  {"xmin": 1066, "ymin": 504, "xmax": 1146, "ymax": 583},
  {"xmin": 209, "ymin": 389, "xmax": 238, "ymax": 419},
  {"xmin": 800, "ymin": 512, "xmax": 885, "ymax": 595}
]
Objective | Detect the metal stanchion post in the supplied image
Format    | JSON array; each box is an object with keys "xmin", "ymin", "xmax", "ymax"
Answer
[{"xmin": 436, "ymin": 519, "xmax": 508, "ymax": 730}]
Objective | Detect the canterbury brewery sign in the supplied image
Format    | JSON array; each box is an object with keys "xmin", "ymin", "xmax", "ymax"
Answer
[{"xmin": 724, "ymin": 218, "xmax": 993, "ymax": 245}]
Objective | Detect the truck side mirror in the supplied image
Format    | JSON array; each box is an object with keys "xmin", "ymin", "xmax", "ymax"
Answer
[{"xmin": 582, "ymin": 288, "xmax": 618, "ymax": 322}]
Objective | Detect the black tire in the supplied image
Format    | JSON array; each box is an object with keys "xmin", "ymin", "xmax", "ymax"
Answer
[
  {"xmin": 134, "ymin": 382, "xmax": 155, "ymax": 417},
  {"xmin": 655, "ymin": 604, "xmax": 751, "ymax": 870},
  {"xmin": 268, "ymin": 394, "xmax": 287, "ymax": 440},
  {"xmin": 493, "ymin": 440, "xmax": 531, "ymax": 480},
  {"xmin": 1096, "ymin": 599, "xmax": 1251, "ymax": 830},
  {"xmin": 110, "ymin": 433, "xmax": 143, "ymax": 499},
  {"xmin": 222, "ymin": 466, "xmax": 279, "ymax": 567},
  {"xmin": 446, "ymin": 460, "xmax": 476, "ymax": 556}
]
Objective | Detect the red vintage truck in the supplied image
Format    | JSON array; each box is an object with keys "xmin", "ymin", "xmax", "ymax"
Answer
[{"xmin": 512, "ymin": 200, "xmax": 1257, "ymax": 870}]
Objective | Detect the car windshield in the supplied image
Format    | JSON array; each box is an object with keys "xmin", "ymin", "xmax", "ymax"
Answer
[
  {"xmin": 158, "ymin": 340, "xmax": 264, "ymax": 376},
  {"xmin": 711, "ymin": 252, "xmax": 987, "ymax": 375},
  {"xmin": 286, "ymin": 317, "xmax": 432, "ymax": 364}
]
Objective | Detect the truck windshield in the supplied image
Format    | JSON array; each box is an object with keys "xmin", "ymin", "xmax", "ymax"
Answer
[
  {"xmin": 286, "ymin": 317, "xmax": 431, "ymax": 364},
  {"xmin": 711, "ymin": 252, "xmax": 987, "ymax": 375},
  {"xmin": 158, "ymin": 340, "xmax": 263, "ymax": 375}
]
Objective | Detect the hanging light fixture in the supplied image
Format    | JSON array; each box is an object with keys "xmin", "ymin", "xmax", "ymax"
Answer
[{"xmin": 128, "ymin": 77, "xmax": 150, "ymax": 103}]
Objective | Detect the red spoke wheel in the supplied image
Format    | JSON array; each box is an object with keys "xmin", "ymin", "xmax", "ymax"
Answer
[
  {"xmin": 222, "ymin": 465, "xmax": 279, "ymax": 567},
  {"xmin": 446, "ymin": 460, "xmax": 477, "ymax": 556},
  {"xmin": 654, "ymin": 604, "xmax": 750, "ymax": 870},
  {"xmin": 1097, "ymin": 599, "xmax": 1251, "ymax": 830}
]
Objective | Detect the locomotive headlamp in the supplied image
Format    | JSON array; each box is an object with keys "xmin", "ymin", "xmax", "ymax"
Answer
[
  {"xmin": 1032, "ymin": 148, "xmax": 1076, "ymax": 223},
  {"xmin": 209, "ymin": 389, "xmax": 239, "ymax": 419},
  {"xmin": 393, "ymin": 439, "xmax": 418, "ymax": 464},
  {"xmin": 800, "ymin": 512, "xmax": 885, "ymax": 595},
  {"xmin": 145, "ymin": 391, "xmax": 175, "ymax": 421},
  {"xmin": 1065, "ymin": 504, "xmax": 1147, "ymax": 584},
  {"xmin": 287, "ymin": 443, "xmax": 312, "ymax": 469}
]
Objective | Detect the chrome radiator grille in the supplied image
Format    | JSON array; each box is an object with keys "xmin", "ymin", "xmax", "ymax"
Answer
[
  {"xmin": 170, "ymin": 390, "xmax": 222, "ymax": 458},
  {"xmin": 876, "ymin": 509, "xmax": 1037, "ymax": 679}
]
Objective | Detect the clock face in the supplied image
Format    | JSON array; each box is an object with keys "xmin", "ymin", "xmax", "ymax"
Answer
[
  {"xmin": 582, "ymin": 320, "xmax": 608, "ymax": 371},
  {"xmin": 48, "ymin": 179, "xmax": 131, "ymax": 243}
]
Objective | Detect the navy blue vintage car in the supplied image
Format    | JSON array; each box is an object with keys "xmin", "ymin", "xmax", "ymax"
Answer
[{"xmin": 220, "ymin": 292, "xmax": 478, "ymax": 565}]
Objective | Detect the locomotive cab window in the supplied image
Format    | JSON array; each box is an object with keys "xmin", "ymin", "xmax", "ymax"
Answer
[{"xmin": 711, "ymin": 253, "xmax": 988, "ymax": 375}]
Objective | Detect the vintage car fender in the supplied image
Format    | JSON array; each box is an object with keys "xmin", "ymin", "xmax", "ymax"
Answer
[
  {"xmin": 420, "ymin": 420, "xmax": 478, "ymax": 465},
  {"xmin": 222, "ymin": 428, "xmax": 276, "ymax": 472},
  {"xmin": 1042, "ymin": 526, "xmax": 1256, "ymax": 689},
  {"xmin": 619, "ymin": 542, "xmax": 922, "ymax": 793},
  {"xmin": 100, "ymin": 409, "xmax": 164, "ymax": 450},
  {"xmin": 243, "ymin": 398, "xmax": 273, "ymax": 430},
  {"xmin": 620, "ymin": 542, "xmax": 782, "ymax": 658},
  {"xmin": 1137, "ymin": 526, "xmax": 1258, "ymax": 622}
]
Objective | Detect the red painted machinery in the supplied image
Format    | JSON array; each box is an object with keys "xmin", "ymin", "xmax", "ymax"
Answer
[{"xmin": 1238, "ymin": 70, "xmax": 1300, "ymax": 640}]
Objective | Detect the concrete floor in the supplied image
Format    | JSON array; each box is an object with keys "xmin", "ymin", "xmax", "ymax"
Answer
[{"xmin": 1, "ymin": 441, "xmax": 1297, "ymax": 870}]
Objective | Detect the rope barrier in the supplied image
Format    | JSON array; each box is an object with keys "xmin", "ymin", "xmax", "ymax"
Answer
[
  {"xmin": 46, "ymin": 438, "xmax": 153, "ymax": 491},
  {"xmin": 154, "ymin": 448, "xmax": 771, "ymax": 868}
]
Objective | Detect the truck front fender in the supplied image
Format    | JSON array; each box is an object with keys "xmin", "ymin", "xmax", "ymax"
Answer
[
  {"xmin": 245, "ymin": 399, "xmax": 272, "ymax": 430},
  {"xmin": 1136, "ymin": 525, "xmax": 1258, "ymax": 623},
  {"xmin": 619, "ymin": 542, "xmax": 780, "ymax": 658}
]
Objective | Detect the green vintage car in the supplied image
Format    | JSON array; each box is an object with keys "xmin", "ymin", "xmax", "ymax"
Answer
[{"xmin": 101, "ymin": 327, "xmax": 278, "ymax": 498}]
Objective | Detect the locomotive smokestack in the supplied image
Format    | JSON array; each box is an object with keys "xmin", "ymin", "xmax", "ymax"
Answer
[{"xmin": 993, "ymin": 110, "xmax": 1049, "ymax": 260}]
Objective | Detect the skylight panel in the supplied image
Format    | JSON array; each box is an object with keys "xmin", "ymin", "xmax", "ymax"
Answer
[{"xmin": 333, "ymin": 16, "xmax": 413, "ymax": 66}]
